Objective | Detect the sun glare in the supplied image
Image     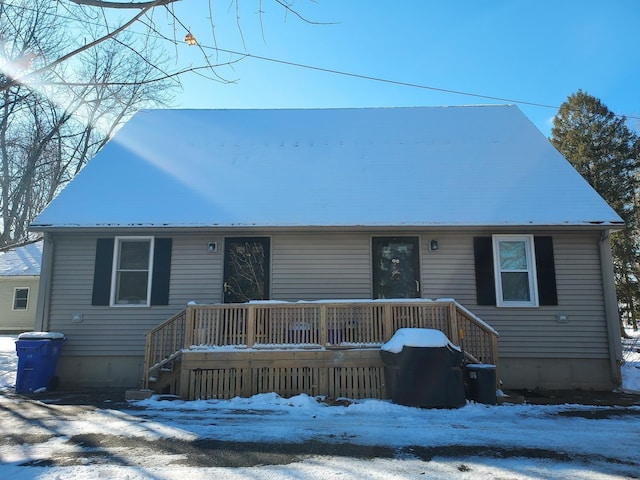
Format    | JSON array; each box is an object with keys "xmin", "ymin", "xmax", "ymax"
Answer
[{"xmin": 0, "ymin": 49, "xmax": 116, "ymax": 138}]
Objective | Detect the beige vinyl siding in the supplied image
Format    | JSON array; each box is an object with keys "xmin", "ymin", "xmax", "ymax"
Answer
[
  {"xmin": 46, "ymin": 233, "xmax": 223, "ymax": 356},
  {"xmin": 0, "ymin": 277, "xmax": 39, "ymax": 332},
  {"xmin": 271, "ymin": 233, "xmax": 371, "ymax": 300},
  {"xmin": 418, "ymin": 231, "xmax": 609, "ymax": 359},
  {"xmin": 47, "ymin": 236, "xmax": 95, "ymax": 308},
  {"xmin": 169, "ymin": 235, "xmax": 223, "ymax": 304},
  {"xmin": 420, "ymin": 232, "xmax": 476, "ymax": 302},
  {"xmin": 44, "ymin": 229, "xmax": 611, "ymax": 362},
  {"xmin": 472, "ymin": 232, "xmax": 609, "ymax": 359}
]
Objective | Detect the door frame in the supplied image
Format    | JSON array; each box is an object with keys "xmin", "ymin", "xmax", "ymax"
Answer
[
  {"xmin": 371, "ymin": 236, "xmax": 422, "ymax": 299},
  {"xmin": 222, "ymin": 236, "xmax": 271, "ymax": 303}
]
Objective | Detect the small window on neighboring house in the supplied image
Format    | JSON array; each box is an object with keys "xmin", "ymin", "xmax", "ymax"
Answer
[
  {"xmin": 13, "ymin": 288, "xmax": 29, "ymax": 310},
  {"xmin": 111, "ymin": 237, "xmax": 153, "ymax": 306},
  {"xmin": 492, "ymin": 235, "xmax": 539, "ymax": 307}
]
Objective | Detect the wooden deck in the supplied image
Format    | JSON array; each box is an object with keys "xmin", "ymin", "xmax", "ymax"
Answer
[{"xmin": 143, "ymin": 299, "xmax": 499, "ymax": 400}]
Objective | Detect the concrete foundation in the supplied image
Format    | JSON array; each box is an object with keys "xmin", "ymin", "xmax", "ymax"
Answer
[
  {"xmin": 51, "ymin": 354, "xmax": 620, "ymax": 394},
  {"xmin": 55, "ymin": 355, "xmax": 144, "ymax": 391},
  {"xmin": 499, "ymin": 357, "xmax": 618, "ymax": 391}
]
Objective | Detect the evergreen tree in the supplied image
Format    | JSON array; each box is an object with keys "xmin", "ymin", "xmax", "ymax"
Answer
[{"xmin": 550, "ymin": 90, "xmax": 640, "ymax": 334}]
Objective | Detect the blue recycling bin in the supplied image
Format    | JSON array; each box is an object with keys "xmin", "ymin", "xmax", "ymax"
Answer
[{"xmin": 15, "ymin": 332, "xmax": 65, "ymax": 394}]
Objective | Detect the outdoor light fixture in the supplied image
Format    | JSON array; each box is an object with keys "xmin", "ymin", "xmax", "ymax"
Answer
[
  {"xmin": 208, "ymin": 242, "xmax": 217, "ymax": 253},
  {"xmin": 184, "ymin": 32, "xmax": 197, "ymax": 46},
  {"xmin": 429, "ymin": 240, "xmax": 439, "ymax": 251}
]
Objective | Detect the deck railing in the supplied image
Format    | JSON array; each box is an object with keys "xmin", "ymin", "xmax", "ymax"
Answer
[{"xmin": 144, "ymin": 299, "xmax": 499, "ymax": 390}]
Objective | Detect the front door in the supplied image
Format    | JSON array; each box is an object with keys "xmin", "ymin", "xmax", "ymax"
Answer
[
  {"xmin": 223, "ymin": 237, "xmax": 270, "ymax": 303},
  {"xmin": 372, "ymin": 237, "xmax": 421, "ymax": 299}
]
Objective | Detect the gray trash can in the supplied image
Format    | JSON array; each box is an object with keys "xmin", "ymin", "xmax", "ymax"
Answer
[
  {"xmin": 15, "ymin": 332, "xmax": 65, "ymax": 394},
  {"xmin": 464, "ymin": 363, "xmax": 497, "ymax": 404}
]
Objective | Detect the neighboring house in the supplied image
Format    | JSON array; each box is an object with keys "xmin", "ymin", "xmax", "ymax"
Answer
[
  {"xmin": 29, "ymin": 106, "xmax": 624, "ymax": 395},
  {"xmin": 0, "ymin": 240, "xmax": 42, "ymax": 333}
]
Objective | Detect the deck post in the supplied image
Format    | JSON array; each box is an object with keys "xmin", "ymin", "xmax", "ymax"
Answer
[
  {"xmin": 184, "ymin": 305, "xmax": 195, "ymax": 349},
  {"xmin": 247, "ymin": 305, "xmax": 256, "ymax": 347},
  {"xmin": 383, "ymin": 303, "xmax": 393, "ymax": 340},
  {"xmin": 319, "ymin": 304, "xmax": 328, "ymax": 346},
  {"xmin": 142, "ymin": 332, "xmax": 152, "ymax": 389},
  {"xmin": 490, "ymin": 334, "xmax": 500, "ymax": 388},
  {"xmin": 448, "ymin": 302, "xmax": 459, "ymax": 345}
]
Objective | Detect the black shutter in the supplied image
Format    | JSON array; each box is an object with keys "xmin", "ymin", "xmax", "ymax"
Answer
[
  {"xmin": 474, "ymin": 237, "xmax": 496, "ymax": 306},
  {"xmin": 150, "ymin": 238, "xmax": 172, "ymax": 306},
  {"xmin": 534, "ymin": 236, "xmax": 558, "ymax": 306},
  {"xmin": 92, "ymin": 238, "xmax": 114, "ymax": 306}
]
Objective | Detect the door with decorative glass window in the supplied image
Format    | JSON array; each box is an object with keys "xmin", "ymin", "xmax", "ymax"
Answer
[
  {"xmin": 372, "ymin": 237, "xmax": 421, "ymax": 299},
  {"xmin": 223, "ymin": 237, "xmax": 270, "ymax": 303}
]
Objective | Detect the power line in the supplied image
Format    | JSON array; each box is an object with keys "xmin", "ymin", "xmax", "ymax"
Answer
[
  {"xmin": 210, "ymin": 47, "xmax": 563, "ymax": 110},
  {"xmin": 202, "ymin": 46, "xmax": 640, "ymax": 123}
]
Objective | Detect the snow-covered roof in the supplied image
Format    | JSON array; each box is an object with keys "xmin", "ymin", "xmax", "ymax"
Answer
[
  {"xmin": 30, "ymin": 106, "xmax": 623, "ymax": 229},
  {"xmin": 0, "ymin": 241, "xmax": 42, "ymax": 276}
]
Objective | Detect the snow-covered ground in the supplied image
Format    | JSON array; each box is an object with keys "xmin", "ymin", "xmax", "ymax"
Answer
[
  {"xmin": 621, "ymin": 328, "xmax": 640, "ymax": 391},
  {"xmin": 0, "ymin": 331, "xmax": 639, "ymax": 479}
]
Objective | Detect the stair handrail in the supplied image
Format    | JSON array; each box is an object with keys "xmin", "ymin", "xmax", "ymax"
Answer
[{"xmin": 143, "ymin": 308, "xmax": 187, "ymax": 389}]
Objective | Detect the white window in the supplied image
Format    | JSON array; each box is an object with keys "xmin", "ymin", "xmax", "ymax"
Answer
[
  {"xmin": 13, "ymin": 287, "xmax": 29, "ymax": 310},
  {"xmin": 492, "ymin": 235, "xmax": 538, "ymax": 307},
  {"xmin": 111, "ymin": 237, "xmax": 154, "ymax": 306}
]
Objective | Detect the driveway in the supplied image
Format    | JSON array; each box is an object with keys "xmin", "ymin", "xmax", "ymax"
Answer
[{"xmin": 1, "ymin": 387, "xmax": 640, "ymax": 472}]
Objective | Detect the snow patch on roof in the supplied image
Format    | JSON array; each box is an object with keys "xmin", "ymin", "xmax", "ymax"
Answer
[{"xmin": 0, "ymin": 241, "xmax": 42, "ymax": 276}]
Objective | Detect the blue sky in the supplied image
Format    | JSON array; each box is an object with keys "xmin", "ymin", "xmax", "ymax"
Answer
[{"xmin": 165, "ymin": 0, "xmax": 639, "ymax": 137}]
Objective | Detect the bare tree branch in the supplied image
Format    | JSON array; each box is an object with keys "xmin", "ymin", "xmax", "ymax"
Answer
[
  {"xmin": 0, "ymin": 0, "xmax": 324, "ymax": 246},
  {"xmin": 26, "ymin": 61, "xmax": 243, "ymax": 88},
  {"xmin": 0, "ymin": 1, "xmax": 174, "ymax": 246},
  {"xmin": 1, "ymin": 0, "xmax": 165, "ymax": 92},
  {"xmin": 67, "ymin": 0, "xmax": 179, "ymax": 8},
  {"xmin": 161, "ymin": 4, "xmax": 235, "ymax": 83},
  {"xmin": 273, "ymin": 0, "xmax": 335, "ymax": 25}
]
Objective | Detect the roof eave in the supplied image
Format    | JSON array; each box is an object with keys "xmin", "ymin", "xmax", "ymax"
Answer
[{"xmin": 29, "ymin": 220, "xmax": 626, "ymax": 233}]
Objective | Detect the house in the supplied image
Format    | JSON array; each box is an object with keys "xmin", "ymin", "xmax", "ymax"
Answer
[
  {"xmin": 29, "ymin": 106, "xmax": 624, "ymax": 398},
  {"xmin": 0, "ymin": 240, "xmax": 42, "ymax": 333}
]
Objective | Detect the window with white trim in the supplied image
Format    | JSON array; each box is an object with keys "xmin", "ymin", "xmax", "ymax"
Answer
[
  {"xmin": 492, "ymin": 235, "xmax": 539, "ymax": 307},
  {"xmin": 13, "ymin": 287, "xmax": 29, "ymax": 310},
  {"xmin": 111, "ymin": 237, "xmax": 154, "ymax": 306}
]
